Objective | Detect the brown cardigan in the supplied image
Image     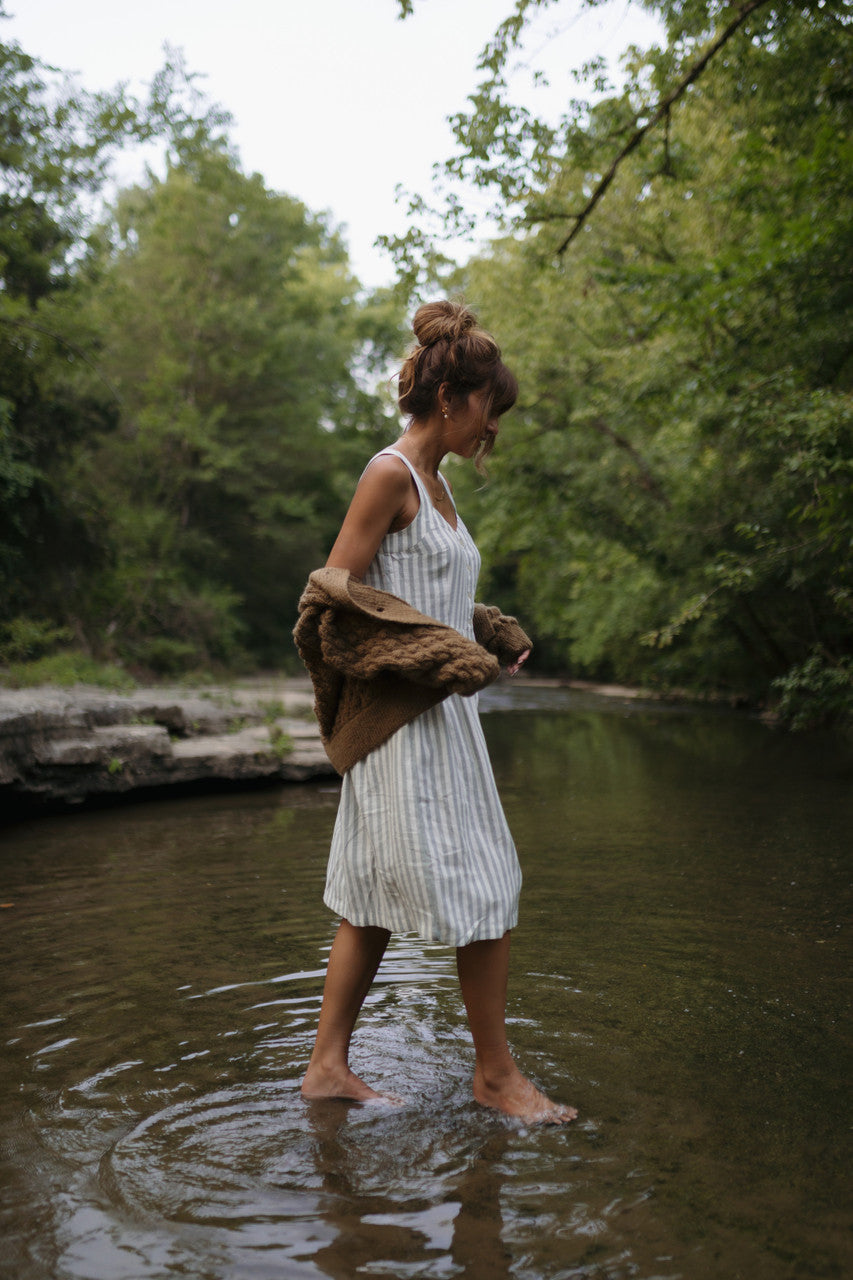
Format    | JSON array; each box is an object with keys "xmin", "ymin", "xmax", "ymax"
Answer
[{"xmin": 293, "ymin": 567, "xmax": 532, "ymax": 773}]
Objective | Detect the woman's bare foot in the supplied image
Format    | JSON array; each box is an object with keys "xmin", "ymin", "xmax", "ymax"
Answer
[
  {"xmin": 301, "ymin": 1062, "xmax": 402, "ymax": 1106},
  {"xmin": 473, "ymin": 1063, "xmax": 577, "ymax": 1125}
]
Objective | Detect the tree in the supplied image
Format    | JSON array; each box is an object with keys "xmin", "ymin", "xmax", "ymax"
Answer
[
  {"xmin": 0, "ymin": 21, "xmax": 234, "ymax": 647},
  {"xmin": 77, "ymin": 147, "xmax": 390, "ymax": 669},
  {"xmin": 0, "ymin": 18, "xmax": 400, "ymax": 675},
  {"xmin": 0, "ymin": 23, "xmax": 135, "ymax": 630},
  {"xmin": 421, "ymin": 1, "xmax": 852, "ymax": 724}
]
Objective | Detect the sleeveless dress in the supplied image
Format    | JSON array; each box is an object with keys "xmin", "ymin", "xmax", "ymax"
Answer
[{"xmin": 323, "ymin": 448, "xmax": 522, "ymax": 946}]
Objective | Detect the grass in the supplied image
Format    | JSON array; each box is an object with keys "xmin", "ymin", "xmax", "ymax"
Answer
[
  {"xmin": 0, "ymin": 651, "xmax": 136, "ymax": 692},
  {"xmin": 267, "ymin": 725, "xmax": 294, "ymax": 759},
  {"xmin": 262, "ymin": 699, "xmax": 287, "ymax": 723}
]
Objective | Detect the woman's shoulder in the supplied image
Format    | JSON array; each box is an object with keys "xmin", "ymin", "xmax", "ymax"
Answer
[{"xmin": 359, "ymin": 449, "xmax": 413, "ymax": 492}]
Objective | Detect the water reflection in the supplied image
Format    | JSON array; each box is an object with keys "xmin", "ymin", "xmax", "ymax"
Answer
[
  {"xmin": 1, "ymin": 694, "xmax": 851, "ymax": 1279},
  {"xmin": 303, "ymin": 1102, "xmax": 514, "ymax": 1280}
]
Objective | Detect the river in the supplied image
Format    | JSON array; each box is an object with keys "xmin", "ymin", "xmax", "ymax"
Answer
[{"xmin": 2, "ymin": 687, "xmax": 850, "ymax": 1279}]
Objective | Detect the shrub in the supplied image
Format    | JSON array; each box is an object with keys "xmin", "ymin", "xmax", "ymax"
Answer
[
  {"xmin": 0, "ymin": 650, "xmax": 135, "ymax": 691},
  {"xmin": 772, "ymin": 654, "xmax": 853, "ymax": 732},
  {"xmin": 0, "ymin": 617, "xmax": 73, "ymax": 663}
]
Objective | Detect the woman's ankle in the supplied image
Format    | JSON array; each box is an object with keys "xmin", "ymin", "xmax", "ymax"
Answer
[{"xmin": 473, "ymin": 1051, "xmax": 519, "ymax": 1091}]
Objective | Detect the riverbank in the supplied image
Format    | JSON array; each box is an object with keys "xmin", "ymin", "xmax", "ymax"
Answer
[
  {"xmin": 0, "ymin": 672, "xmax": 704, "ymax": 816},
  {"xmin": 0, "ymin": 678, "xmax": 335, "ymax": 814}
]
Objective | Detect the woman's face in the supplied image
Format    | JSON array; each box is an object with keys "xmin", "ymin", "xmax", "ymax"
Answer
[{"xmin": 444, "ymin": 388, "xmax": 499, "ymax": 458}]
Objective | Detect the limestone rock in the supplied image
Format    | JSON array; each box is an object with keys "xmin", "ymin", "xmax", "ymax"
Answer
[{"xmin": 0, "ymin": 680, "xmax": 334, "ymax": 810}]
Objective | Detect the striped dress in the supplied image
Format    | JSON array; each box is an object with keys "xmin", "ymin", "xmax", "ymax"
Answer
[{"xmin": 323, "ymin": 447, "xmax": 522, "ymax": 946}]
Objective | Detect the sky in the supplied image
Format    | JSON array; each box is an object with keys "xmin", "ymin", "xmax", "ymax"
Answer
[{"xmin": 4, "ymin": 0, "xmax": 662, "ymax": 287}]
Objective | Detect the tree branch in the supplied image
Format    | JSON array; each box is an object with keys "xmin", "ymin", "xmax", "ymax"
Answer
[
  {"xmin": 555, "ymin": 0, "xmax": 772, "ymax": 256},
  {"xmin": 0, "ymin": 315, "xmax": 124, "ymax": 407},
  {"xmin": 587, "ymin": 416, "xmax": 671, "ymax": 507}
]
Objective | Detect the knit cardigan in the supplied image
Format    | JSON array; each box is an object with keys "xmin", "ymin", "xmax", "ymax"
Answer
[{"xmin": 293, "ymin": 566, "xmax": 532, "ymax": 774}]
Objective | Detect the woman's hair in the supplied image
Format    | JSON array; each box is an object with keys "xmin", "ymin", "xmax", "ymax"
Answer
[{"xmin": 397, "ymin": 299, "xmax": 518, "ymax": 468}]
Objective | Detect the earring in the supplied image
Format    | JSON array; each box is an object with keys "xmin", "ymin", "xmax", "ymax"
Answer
[{"xmin": 442, "ymin": 410, "xmax": 448, "ymax": 419}]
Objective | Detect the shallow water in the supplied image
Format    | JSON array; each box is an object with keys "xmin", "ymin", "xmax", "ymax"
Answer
[{"xmin": 1, "ymin": 689, "xmax": 851, "ymax": 1280}]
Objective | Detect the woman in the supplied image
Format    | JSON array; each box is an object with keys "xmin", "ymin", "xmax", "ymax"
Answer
[{"xmin": 299, "ymin": 300, "xmax": 576, "ymax": 1124}]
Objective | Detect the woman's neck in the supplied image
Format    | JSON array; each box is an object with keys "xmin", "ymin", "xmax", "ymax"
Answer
[{"xmin": 395, "ymin": 417, "xmax": 447, "ymax": 476}]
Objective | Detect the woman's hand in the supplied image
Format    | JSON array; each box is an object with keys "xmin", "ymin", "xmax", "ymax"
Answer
[{"xmin": 507, "ymin": 648, "xmax": 530, "ymax": 677}]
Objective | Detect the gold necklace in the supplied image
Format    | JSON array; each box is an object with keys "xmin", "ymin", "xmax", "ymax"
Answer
[
  {"xmin": 401, "ymin": 444, "xmax": 449, "ymax": 505},
  {"xmin": 412, "ymin": 462, "xmax": 448, "ymax": 504}
]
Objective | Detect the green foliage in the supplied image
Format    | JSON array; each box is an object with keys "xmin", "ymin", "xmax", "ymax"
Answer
[
  {"xmin": 76, "ymin": 147, "xmax": 388, "ymax": 667},
  {"xmin": 0, "ymin": 29, "xmax": 234, "ymax": 647},
  {"xmin": 0, "ymin": 616, "xmax": 72, "ymax": 662},
  {"xmin": 262, "ymin": 699, "xmax": 287, "ymax": 723},
  {"xmin": 441, "ymin": 1, "xmax": 852, "ymax": 721},
  {"xmin": 130, "ymin": 637, "xmax": 211, "ymax": 677},
  {"xmin": 0, "ymin": 650, "xmax": 135, "ymax": 690},
  {"xmin": 772, "ymin": 654, "xmax": 853, "ymax": 733},
  {"xmin": 266, "ymin": 724, "xmax": 294, "ymax": 759},
  {"xmin": 0, "ymin": 21, "xmax": 400, "ymax": 678}
]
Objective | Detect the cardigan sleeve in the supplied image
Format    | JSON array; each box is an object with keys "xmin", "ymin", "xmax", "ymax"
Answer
[
  {"xmin": 472, "ymin": 605, "xmax": 533, "ymax": 666},
  {"xmin": 317, "ymin": 610, "xmax": 500, "ymax": 694}
]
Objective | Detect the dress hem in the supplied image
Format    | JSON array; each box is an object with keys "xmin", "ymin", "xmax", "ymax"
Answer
[{"xmin": 323, "ymin": 893, "xmax": 518, "ymax": 948}]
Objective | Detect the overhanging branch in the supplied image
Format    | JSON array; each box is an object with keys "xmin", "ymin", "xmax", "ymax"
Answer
[
  {"xmin": 555, "ymin": 0, "xmax": 772, "ymax": 256},
  {"xmin": 587, "ymin": 416, "xmax": 671, "ymax": 507}
]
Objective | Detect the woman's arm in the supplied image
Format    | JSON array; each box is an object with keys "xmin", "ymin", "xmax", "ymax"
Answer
[{"xmin": 326, "ymin": 455, "xmax": 416, "ymax": 579}]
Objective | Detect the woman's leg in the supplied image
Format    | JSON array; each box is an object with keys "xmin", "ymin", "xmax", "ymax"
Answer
[
  {"xmin": 301, "ymin": 919, "xmax": 392, "ymax": 1102},
  {"xmin": 456, "ymin": 932, "xmax": 577, "ymax": 1123}
]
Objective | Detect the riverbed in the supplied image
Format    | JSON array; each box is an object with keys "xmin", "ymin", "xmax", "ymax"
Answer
[{"xmin": 2, "ymin": 687, "xmax": 850, "ymax": 1279}]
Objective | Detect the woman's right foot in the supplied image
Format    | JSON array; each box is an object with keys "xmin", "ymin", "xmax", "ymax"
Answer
[
  {"xmin": 473, "ymin": 1064, "xmax": 577, "ymax": 1125},
  {"xmin": 301, "ymin": 1062, "xmax": 401, "ymax": 1105}
]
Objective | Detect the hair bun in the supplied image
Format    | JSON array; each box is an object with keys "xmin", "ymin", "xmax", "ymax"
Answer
[
  {"xmin": 412, "ymin": 299, "xmax": 477, "ymax": 347},
  {"xmin": 397, "ymin": 297, "xmax": 518, "ymax": 450}
]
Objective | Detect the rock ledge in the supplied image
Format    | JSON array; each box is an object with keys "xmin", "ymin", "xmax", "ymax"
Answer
[{"xmin": 0, "ymin": 679, "xmax": 335, "ymax": 810}]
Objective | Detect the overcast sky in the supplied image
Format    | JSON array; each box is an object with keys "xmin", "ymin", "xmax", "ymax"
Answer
[{"xmin": 4, "ymin": 0, "xmax": 661, "ymax": 286}]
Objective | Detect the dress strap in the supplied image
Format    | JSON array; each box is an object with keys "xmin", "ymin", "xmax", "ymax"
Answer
[
  {"xmin": 375, "ymin": 446, "xmax": 421, "ymax": 488},
  {"xmin": 374, "ymin": 447, "xmax": 456, "ymax": 513},
  {"xmin": 436, "ymin": 470, "xmax": 455, "ymax": 507}
]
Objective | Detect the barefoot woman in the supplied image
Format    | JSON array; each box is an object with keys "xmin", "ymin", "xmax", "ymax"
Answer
[{"xmin": 299, "ymin": 300, "xmax": 576, "ymax": 1123}]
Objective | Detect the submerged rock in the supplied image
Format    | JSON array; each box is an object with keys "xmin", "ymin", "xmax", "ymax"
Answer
[{"xmin": 0, "ymin": 680, "xmax": 334, "ymax": 810}]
